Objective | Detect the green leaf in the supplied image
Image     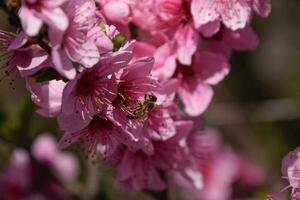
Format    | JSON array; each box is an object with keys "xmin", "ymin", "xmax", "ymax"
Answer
[
  {"xmin": 112, "ymin": 33, "xmax": 126, "ymax": 52},
  {"xmin": 1, "ymin": 95, "xmax": 35, "ymax": 147}
]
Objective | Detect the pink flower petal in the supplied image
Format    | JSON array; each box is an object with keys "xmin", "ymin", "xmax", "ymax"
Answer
[{"xmin": 178, "ymin": 80, "xmax": 213, "ymax": 116}]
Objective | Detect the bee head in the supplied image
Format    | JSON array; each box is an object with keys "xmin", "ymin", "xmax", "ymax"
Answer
[{"xmin": 145, "ymin": 94, "xmax": 157, "ymax": 103}]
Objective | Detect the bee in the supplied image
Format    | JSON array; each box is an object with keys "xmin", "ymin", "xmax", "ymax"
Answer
[{"xmin": 127, "ymin": 94, "xmax": 157, "ymax": 120}]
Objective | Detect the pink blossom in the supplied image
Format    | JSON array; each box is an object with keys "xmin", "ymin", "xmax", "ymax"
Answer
[
  {"xmin": 26, "ymin": 78, "xmax": 66, "ymax": 117},
  {"xmin": 132, "ymin": 0, "xmax": 182, "ymax": 31},
  {"xmin": 173, "ymin": 24, "xmax": 200, "ymax": 66},
  {"xmin": 116, "ymin": 149, "xmax": 167, "ymax": 193},
  {"xmin": 0, "ymin": 30, "xmax": 29, "ymax": 75},
  {"xmin": 237, "ymin": 157, "xmax": 265, "ymax": 186},
  {"xmin": 109, "ymin": 59, "xmax": 182, "ymax": 154},
  {"xmin": 252, "ymin": 0, "xmax": 272, "ymax": 17},
  {"xmin": 292, "ymin": 188, "xmax": 300, "ymax": 200},
  {"xmin": 99, "ymin": 0, "xmax": 190, "ymax": 33},
  {"xmin": 50, "ymin": 0, "xmax": 100, "ymax": 79},
  {"xmin": 0, "ymin": 30, "xmax": 50, "ymax": 78},
  {"xmin": 109, "ymin": 56, "xmax": 158, "ymax": 133},
  {"xmin": 16, "ymin": 47, "xmax": 51, "ymax": 77},
  {"xmin": 152, "ymin": 24, "xmax": 199, "ymax": 81},
  {"xmin": 58, "ymin": 53, "xmax": 161, "ymax": 158},
  {"xmin": 60, "ymin": 51, "xmax": 132, "ymax": 124},
  {"xmin": 191, "ymin": 0, "xmax": 271, "ymax": 36},
  {"xmin": 19, "ymin": 0, "xmax": 69, "ymax": 36},
  {"xmin": 178, "ymin": 129, "xmax": 265, "ymax": 200},
  {"xmin": 58, "ymin": 114, "xmax": 139, "ymax": 159},
  {"xmin": 156, "ymin": 0, "xmax": 185, "ymax": 22},
  {"xmin": 115, "ymin": 120, "xmax": 195, "ymax": 193},
  {"xmin": 220, "ymin": 26, "xmax": 259, "ymax": 51},
  {"xmin": 282, "ymin": 147, "xmax": 300, "ymax": 194},
  {"xmin": 122, "ymin": 0, "xmax": 200, "ymax": 67},
  {"xmin": 132, "ymin": 42, "xmax": 156, "ymax": 59},
  {"xmin": 31, "ymin": 133, "xmax": 79, "ymax": 182},
  {"xmin": 0, "ymin": 149, "xmax": 31, "ymax": 200},
  {"xmin": 100, "ymin": 0, "xmax": 131, "ymax": 24},
  {"xmin": 0, "ymin": 133, "xmax": 79, "ymax": 200},
  {"xmin": 138, "ymin": 101, "xmax": 185, "ymax": 155},
  {"xmin": 200, "ymin": 150, "xmax": 239, "ymax": 200},
  {"xmin": 130, "ymin": 0, "xmax": 186, "ymax": 31},
  {"xmin": 154, "ymin": 48, "xmax": 229, "ymax": 116},
  {"xmin": 142, "ymin": 104, "xmax": 177, "ymax": 142},
  {"xmin": 209, "ymin": 25, "xmax": 259, "ymax": 58},
  {"xmin": 153, "ymin": 43, "xmax": 178, "ymax": 80},
  {"xmin": 173, "ymin": 51, "xmax": 229, "ymax": 116},
  {"xmin": 87, "ymin": 23, "xmax": 118, "ymax": 54},
  {"xmin": 0, "ymin": 0, "xmax": 273, "ymax": 197},
  {"xmin": 106, "ymin": 0, "xmax": 160, "ymax": 31}
]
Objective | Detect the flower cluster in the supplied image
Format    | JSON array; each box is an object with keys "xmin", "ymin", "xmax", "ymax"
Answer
[
  {"xmin": 0, "ymin": 133, "xmax": 79, "ymax": 200},
  {"xmin": 0, "ymin": 0, "xmax": 271, "ymax": 195}
]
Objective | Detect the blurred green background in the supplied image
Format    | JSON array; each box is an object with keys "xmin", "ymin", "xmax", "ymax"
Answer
[
  {"xmin": 0, "ymin": 0, "xmax": 299, "ymax": 199},
  {"xmin": 206, "ymin": 0, "xmax": 300, "ymax": 197}
]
